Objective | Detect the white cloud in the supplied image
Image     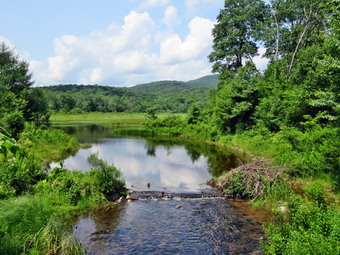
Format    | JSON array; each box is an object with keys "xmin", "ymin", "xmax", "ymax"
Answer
[
  {"xmin": 0, "ymin": 36, "xmax": 15, "ymax": 48},
  {"xmin": 32, "ymin": 11, "xmax": 215, "ymax": 86},
  {"xmin": 0, "ymin": 37, "xmax": 31, "ymax": 61},
  {"xmin": 162, "ymin": 6, "xmax": 181, "ymax": 27},
  {"xmin": 160, "ymin": 17, "xmax": 214, "ymax": 64},
  {"xmin": 140, "ymin": 0, "xmax": 169, "ymax": 9},
  {"xmin": 253, "ymin": 48, "xmax": 270, "ymax": 71}
]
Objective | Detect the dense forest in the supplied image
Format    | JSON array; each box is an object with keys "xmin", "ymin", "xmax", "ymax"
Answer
[{"xmin": 40, "ymin": 75, "xmax": 218, "ymax": 113}]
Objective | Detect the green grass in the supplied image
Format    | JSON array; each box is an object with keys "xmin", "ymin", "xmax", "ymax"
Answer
[
  {"xmin": 19, "ymin": 124, "xmax": 80, "ymax": 165},
  {"xmin": 51, "ymin": 112, "xmax": 185, "ymax": 128},
  {"xmin": 51, "ymin": 112, "xmax": 147, "ymax": 127},
  {"xmin": 0, "ymin": 195, "xmax": 85, "ymax": 255}
]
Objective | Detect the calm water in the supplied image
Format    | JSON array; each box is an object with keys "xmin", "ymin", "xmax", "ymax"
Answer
[
  {"xmin": 51, "ymin": 124, "xmax": 243, "ymax": 193},
  {"xmin": 53, "ymin": 124, "xmax": 264, "ymax": 254}
]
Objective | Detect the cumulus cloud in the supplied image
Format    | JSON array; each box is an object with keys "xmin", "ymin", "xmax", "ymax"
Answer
[
  {"xmin": 162, "ymin": 6, "xmax": 181, "ymax": 27},
  {"xmin": 160, "ymin": 17, "xmax": 214, "ymax": 65},
  {"xmin": 31, "ymin": 10, "xmax": 216, "ymax": 86}
]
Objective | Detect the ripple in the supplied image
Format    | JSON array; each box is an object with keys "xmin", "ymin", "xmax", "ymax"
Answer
[{"xmin": 73, "ymin": 198, "xmax": 264, "ymax": 254}]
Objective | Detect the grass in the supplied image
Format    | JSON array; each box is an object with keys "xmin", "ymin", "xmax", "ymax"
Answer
[
  {"xmin": 51, "ymin": 112, "xmax": 185, "ymax": 128},
  {"xmin": 0, "ymin": 195, "xmax": 85, "ymax": 255},
  {"xmin": 51, "ymin": 112, "xmax": 147, "ymax": 127},
  {"xmin": 19, "ymin": 124, "xmax": 80, "ymax": 165}
]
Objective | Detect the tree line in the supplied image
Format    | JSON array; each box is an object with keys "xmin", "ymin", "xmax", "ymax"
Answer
[{"xmin": 41, "ymin": 77, "xmax": 218, "ymax": 114}]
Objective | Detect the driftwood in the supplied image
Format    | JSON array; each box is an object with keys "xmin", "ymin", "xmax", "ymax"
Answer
[{"xmin": 207, "ymin": 160, "xmax": 285, "ymax": 200}]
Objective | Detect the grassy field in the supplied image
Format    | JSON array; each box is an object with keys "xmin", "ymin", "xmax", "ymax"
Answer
[{"xmin": 51, "ymin": 112, "xmax": 185, "ymax": 128}]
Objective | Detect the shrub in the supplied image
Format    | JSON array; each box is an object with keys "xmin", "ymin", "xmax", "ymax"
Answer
[
  {"xmin": 0, "ymin": 154, "xmax": 46, "ymax": 199},
  {"xmin": 262, "ymin": 195, "xmax": 340, "ymax": 254},
  {"xmin": 87, "ymin": 153, "xmax": 127, "ymax": 200}
]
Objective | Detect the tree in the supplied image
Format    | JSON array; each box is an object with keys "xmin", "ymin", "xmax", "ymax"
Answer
[
  {"xmin": 214, "ymin": 62, "xmax": 260, "ymax": 133},
  {"xmin": 0, "ymin": 42, "xmax": 50, "ymax": 137},
  {"xmin": 208, "ymin": 0, "xmax": 268, "ymax": 76},
  {"xmin": 187, "ymin": 104, "xmax": 201, "ymax": 125},
  {"xmin": 264, "ymin": 0, "xmax": 330, "ymax": 74}
]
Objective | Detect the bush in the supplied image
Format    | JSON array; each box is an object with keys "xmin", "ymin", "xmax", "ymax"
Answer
[
  {"xmin": 19, "ymin": 124, "xmax": 80, "ymax": 164},
  {"xmin": 87, "ymin": 153, "xmax": 127, "ymax": 200},
  {"xmin": 0, "ymin": 154, "xmax": 46, "ymax": 199},
  {"xmin": 262, "ymin": 195, "xmax": 340, "ymax": 254}
]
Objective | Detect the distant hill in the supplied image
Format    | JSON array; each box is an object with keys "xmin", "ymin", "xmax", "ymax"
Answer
[
  {"xmin": 40, "ymin": 75, "xmax": 219, "ymax": 113},
  {"xmin": 185, "ymin": 75, "xmax": 219, "ymax": 88}
]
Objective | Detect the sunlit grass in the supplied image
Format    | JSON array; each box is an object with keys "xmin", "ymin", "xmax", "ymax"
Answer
[
  {"xmin": 0, "ymin": 195, "xmax": 85, "ymax": 254},
  {"xmin": 51, "ymin": 112, "xmax": 185, "ymax": 128}
]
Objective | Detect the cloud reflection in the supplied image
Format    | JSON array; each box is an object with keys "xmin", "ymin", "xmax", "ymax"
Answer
[{"xmin": 51, "ymin": 137, "xmax": 213, "ymax": 193}]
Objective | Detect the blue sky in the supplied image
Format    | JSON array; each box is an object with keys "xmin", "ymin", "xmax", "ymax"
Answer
[{"xmin": 1, "ymin": 0, "xmax": 268, "ymax": 86}]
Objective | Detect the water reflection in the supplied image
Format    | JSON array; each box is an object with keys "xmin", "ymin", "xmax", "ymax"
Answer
[
  {"xmin": 74, "ymin": 198, "xmax": 264, "ymax": 255},
  {"xmin": 52, "ymin": 125, "xmax": 245, "ymax": 193}
]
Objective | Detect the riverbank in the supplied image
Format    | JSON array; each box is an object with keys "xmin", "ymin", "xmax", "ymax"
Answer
[
  {"xmin": 0, "ymin": 124, "xmax": 128, "ymax": 254},
  {"xmin": 126, "ymin": 114, "xmax": 339, "ymax": 254},
  {"xmin": 2, "ymin": 114, "xmax": 338, "ymax": 254}
]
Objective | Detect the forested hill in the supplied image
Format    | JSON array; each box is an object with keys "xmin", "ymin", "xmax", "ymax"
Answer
[{"xmin": 40, "ymin": 75, "xmax": 219, "ymax": 113}]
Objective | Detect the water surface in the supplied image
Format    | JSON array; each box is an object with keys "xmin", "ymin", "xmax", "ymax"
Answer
[
  {"xmin": 51, "ymin": 124, "xmax": 242, "ymax": 193},
  {"xmin": 53, "ymin": 124, "xmax": 264, "ymax": 254}
]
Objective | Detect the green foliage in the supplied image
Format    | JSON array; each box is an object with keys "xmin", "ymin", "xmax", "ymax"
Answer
[
  {"xmin": 223, "ymin": 171, "xmax": 251, "ymax": 198},
  {"xmin": 19, "ymin": 123, "xmax": 80, "ymax": 164},
  {"xmin": 0, "ymin": 153, "xmax": 45, "ymax": 199},
  {"xmin": 146, "ymin": 107, "xmax": 158, "ymax": 120},
  {"xmin": 214, "ymin": 63, "xmax": 260, "ymax": 133},
  {"xmin": 87, "ymin": 153, "xmax": 127, "ymax": 200},
  {"xmin": 0, "ymin": 195, "xmax": 84, "ymax": 255},
  {"xmin": 35, "ymin": 154, "xmax": 127, "ymax": 205},
  {"xmin": 0, "ymin": 43, "xmax": 50, "ymax": 138},
  {"xmin": 148, "ymin": 115, "xmax": 185, "ymax": 128},
  {"xmin": 42, "ymin": 75, "xmax": 219, "ymax": 114},
  {"xmin": 0, "ymin": 132, "xmax": 21, "ymax": 158},
  {"xmin": 209, "ymin": 0, "xmax": 268, "ymax": 73},
  {"xmin": 26, "ymin": 221, "xmax": 85, "ymax": 255},
  {"xmin": 262, "ymin": 195, "xmax": 340, "ymax": 254},
  {"xmin": 187, "ymin": 104, "xmax": 201, "ymax": 124}
]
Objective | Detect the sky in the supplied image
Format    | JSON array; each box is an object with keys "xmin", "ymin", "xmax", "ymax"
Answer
[{"xmin": 1, "ymin": 0, "xmax": 268, "ymax": 87}]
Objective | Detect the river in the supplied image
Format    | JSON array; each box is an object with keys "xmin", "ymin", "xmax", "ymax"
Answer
[{"xmin": 52, "ymin": 124, "xmax": 264, "ymax": 254}]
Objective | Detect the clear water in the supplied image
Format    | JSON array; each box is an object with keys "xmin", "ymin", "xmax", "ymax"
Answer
[
  {"xmin": 53, "ymin": 124, "xmax": 264, "ymax": 254},
  {"xmin": 74, "ymin": 198, "xmax": 264, "ymax": 255},
  {"xmin": 51, "ymin": 124, "xmax": 243, "ymax": 193}
]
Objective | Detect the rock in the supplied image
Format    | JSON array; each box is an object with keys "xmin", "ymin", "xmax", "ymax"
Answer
[
  {"xmin": 279, "ymin": 205, "xmax": 287, "ymax": 214},
  {"xmin": 118, "ymin": 196, "xmax": 126, "ymax": 203},
  {"xmin": 110, "ymin": 193, "xmax": 120, "ymax": 202},
  {"xmin": 175, "ymin": 205, "xmax": 182, "ymax": 209},
  {"xmin": 126, "ymin": 194, "xmax": 131, "ymax": 200}
]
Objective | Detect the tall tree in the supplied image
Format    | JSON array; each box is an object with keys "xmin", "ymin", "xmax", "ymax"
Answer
[
  {"xmin": 0, "ymin": 42, "xmax": 50, "ymax": 137},
  {"xmin": 208, "ymin": 0, "xmax": 268, "ymax": 76},
  {"xmin": 264, "ymin": 0, "xmax": 330, "ymax": 74}
]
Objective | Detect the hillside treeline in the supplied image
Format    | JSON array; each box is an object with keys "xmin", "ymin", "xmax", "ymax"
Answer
[{"xmin": 41, "ymin": 76, "xmax": 218, "ymax": 114}]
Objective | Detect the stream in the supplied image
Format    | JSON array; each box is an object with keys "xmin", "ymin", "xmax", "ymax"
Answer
[{"xmin": 52, "ymin": 124, "xmax": 265, "ymax": 254}]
